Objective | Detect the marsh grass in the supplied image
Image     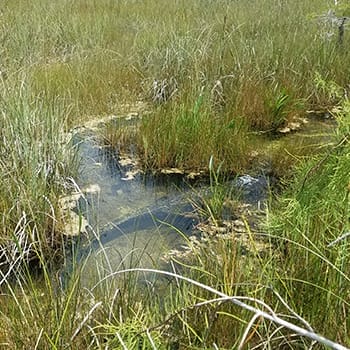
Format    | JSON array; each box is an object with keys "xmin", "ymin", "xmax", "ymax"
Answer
[
  {"xmin": 1, "ymin": 190, "xmax": 349, "ymax": 349},
  {"xmin": 263, "ymin": 119, "xmax": 337, "ymax": 179},
  {"xmin": 0, "ymin": 81, "xmax": 77, "ymax": 271},
  {"xmin": 267, "ymin": 109, "xmax": 350, "ymax": 343},
  {"xmin": 1, "ymin": 0, "xmax": 348, "ymax": 172},
  {"xmin": 3, "ymin": 225, "xmax": 346, "ymax": 349},
  {"xmin": 188, "ymin": 156, "xmax": 234, "ymax": 227},
  {"xmin": 0, "ymin": 236, "xmax": 163, "ymax": 349},
  {"xmin": 138, "ymin": 93, "xmax": 253, "ymax": 172},
  {"xmin": 0, "ymin": 0, "xmax": 350, "ymax": 348},
  {"xmin": 80, "ymin": 0, "xmax": 348, "ymax": 172}
]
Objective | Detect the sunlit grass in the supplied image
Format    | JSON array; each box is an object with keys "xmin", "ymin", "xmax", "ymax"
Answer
[
  {"xmin": 0, "ymin": 0, "xmax": 350, "ymax": 348},
  {"xmin": 0, "ymin": 81, "xmax": 76, "ymax": 269},
  {"xmin": 267, "ymin": 112, "xmax": 350, "ymax": 342}
]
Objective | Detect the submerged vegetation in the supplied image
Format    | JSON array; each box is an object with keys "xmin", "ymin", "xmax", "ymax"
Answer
[{"xmin": 0, "ymin": 0, "xmax": 350, "ymax": 348}]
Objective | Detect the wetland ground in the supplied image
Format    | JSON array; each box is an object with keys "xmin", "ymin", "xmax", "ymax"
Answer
[{"xmin": 0, "ymin": 0, "xmax": 350, "ymax": 348}]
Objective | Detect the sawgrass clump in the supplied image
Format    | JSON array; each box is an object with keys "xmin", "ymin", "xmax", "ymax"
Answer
[
  {"xmin": 0, "ymin": 0, "xmax": 349, "ymax": 348},
  {"xmin": 2, "ymin": 0, "xmax": 349, "ymax": 170},
  {"xmin": 0, "ymin": 81, "xmax": 76, "ymax": 273},
  {"xmin": 267, "ymin": 104, "xmax": 350, "ymax": 343}
]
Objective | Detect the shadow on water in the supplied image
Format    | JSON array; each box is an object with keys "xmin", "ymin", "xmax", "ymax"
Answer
[
  {"xmin": 65, "ymin": 115, "xmax": 334, "ymax": 281},
  {"xmin": 56, "ymin": 115, "xmax": 339, "ymax": 297},
  {"xmin": 66, "ymin": 130, "xmax": 201, "ymax": 282}
]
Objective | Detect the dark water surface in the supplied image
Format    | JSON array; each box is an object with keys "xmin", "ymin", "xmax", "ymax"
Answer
[
  {"xmin": 71, "ymin": 131, "xmax": 199, "ymax": 276},
  {"xmin": 67, "ymin": 116, "xmax": 335, "ymax": 279}
]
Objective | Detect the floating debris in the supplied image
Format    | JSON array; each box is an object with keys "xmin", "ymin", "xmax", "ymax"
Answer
[{"xmin": 59, "ymin": 184, "xmax": 100, "ymax": 236}]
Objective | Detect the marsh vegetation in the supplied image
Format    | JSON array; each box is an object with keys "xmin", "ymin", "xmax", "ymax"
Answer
[{"xmin": 0, "ymin": 0, "xmax": 350, "ymax": 348}]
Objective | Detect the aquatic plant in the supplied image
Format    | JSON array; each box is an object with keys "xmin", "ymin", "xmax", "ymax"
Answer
[
  {"xmin": 268, "ymin": 114, "xmax": 350, "ymax": 343},
  {"xmin": 0, "ymin": 0, "xmax": 350, "ymax": 348},
  {"xmin": 1, "ymin": 223, "xmax": 349, "ymax": 349},
  {"xmin": 0, "ymin": 81, "xmax": 76, "ymax": 275}
]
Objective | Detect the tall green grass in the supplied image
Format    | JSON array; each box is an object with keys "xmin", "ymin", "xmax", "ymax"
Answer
[
  {"xmin": 0, "ymin": 80, "xmax": 76, "ymax": 271},
  {"xmin": 0, "ymin": 0, "xmax": 350, "ymax": 348},
  {"xmin": 2, "ymin": 221, "xmax": 349, "ymax": 349},
  {"xmin": 267, "ymin": 101, "xmax": 350, "ymax": 344},
  {"xmin": 91, "ymin": 0, "xmax": 348, "ymax": 172},
  {"xmin": 1, "ymin": 0, "xmax": 349, "ymax": 170}
]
